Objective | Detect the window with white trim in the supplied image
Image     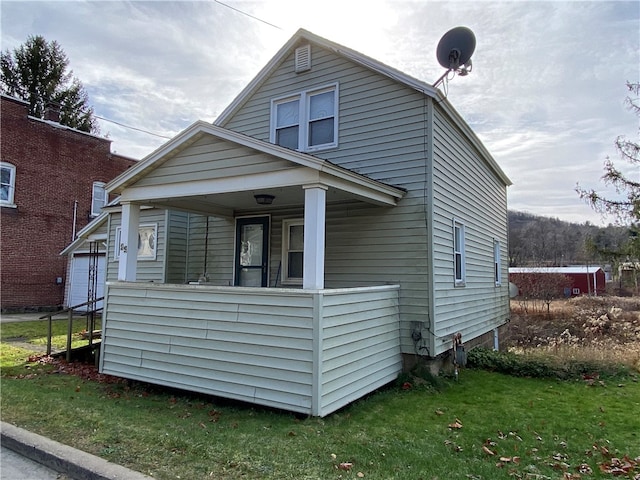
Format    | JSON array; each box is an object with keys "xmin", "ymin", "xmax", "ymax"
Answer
[
  {"xmin": 91, "ymin": 182, "xmax": 107, "ymax": 217},
  {"xmin": 453, "ymin": 220, "xmax": 466, "ymax": 286},
  {"xmin": 271, "ymin": 84, "xmax": 338, "ymax": 152},
  {"xmin": 282, "ymin": 219, "xmax": 304, "ymax": 285},
  {"xmin": 494, "ymin": 239, "xmax": 502, "ymax": 286},
  {"xmin": 0, "ymin": 162, "xmax": 16, "ymax": 207},
  {"xmin": 114, "ymin": 224, "xmax": 157, "ymax": 261}
]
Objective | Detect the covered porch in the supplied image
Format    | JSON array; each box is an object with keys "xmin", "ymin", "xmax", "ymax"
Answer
[
  {"xmin": 101, "ymin": 122, "xmax": 406, "ymax": 415},
  {"xmin": 101, "ymin": 282, "xmax": 400, "ymax": 416}
]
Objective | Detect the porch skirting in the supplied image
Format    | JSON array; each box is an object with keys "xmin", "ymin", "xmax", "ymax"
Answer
[{"xmin": 100, "ymin": 282, "xmax": 402, "ymax": 416}]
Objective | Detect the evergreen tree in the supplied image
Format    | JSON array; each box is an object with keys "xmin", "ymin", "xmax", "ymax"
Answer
[
  {"xmin": 577, "ymin": 82, "xmax": 640, "ymax": 223},
  {"xmin": 1, "ymin": 35, "xmax": 98, "ymax": 133}
]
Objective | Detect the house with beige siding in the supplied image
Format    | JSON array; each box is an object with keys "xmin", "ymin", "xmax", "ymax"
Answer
[{"xmin": 79, "ymin": 29, "xmax": 511, "ymax": 416}]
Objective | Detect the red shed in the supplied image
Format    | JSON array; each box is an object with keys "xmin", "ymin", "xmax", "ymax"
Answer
[{"xmin": 509, "ymin": 266, "xmax": 606, "ymax": 297}]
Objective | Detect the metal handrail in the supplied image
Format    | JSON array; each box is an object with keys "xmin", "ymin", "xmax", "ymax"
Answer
[{"xmin": 39, "ymin": 297, "xmax": 104, "ymax": 360}]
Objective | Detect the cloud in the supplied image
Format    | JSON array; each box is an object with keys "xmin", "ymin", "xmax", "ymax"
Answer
[{"xmin": 1, "ymin": 0, "xmax": 638, "ymax": 225}]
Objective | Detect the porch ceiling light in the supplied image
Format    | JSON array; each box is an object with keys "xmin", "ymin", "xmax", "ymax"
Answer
[{"xmin": 254, "ymin": 194, "xmax": 275, "ymax": 205}]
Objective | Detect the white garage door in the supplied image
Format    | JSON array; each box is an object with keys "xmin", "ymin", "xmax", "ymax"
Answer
[{"xmin": 69, "ymin": 254, "xmax": 106, "ymax": 311}]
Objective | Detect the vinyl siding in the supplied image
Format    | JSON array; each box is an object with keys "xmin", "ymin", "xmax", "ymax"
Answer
[
  {"xmin": 165, "ymin": 210, "xmax": 189, "ymax": 283},
  {"xmin": 106, "ymin": 209, "xmax": 167, "ymax": 283},
  {"xmin": 133, "ymin": 136, "xmax": 297, "ymax": 187},
  {"xmin": 222, "ymin": 43, "xmax": 432, "ymax": 356},
  {"xmin": 101, "ymin": 282, "xmax": 400, "ymax": 416},
  {"xmin": 430, "ymin": 101, "xmax": 509, "ymax": 355}
]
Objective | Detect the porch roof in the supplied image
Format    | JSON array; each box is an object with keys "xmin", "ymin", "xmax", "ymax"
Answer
[{"xmin": 106, "ymin": 121, "xmax": 406, "ymax": 216}]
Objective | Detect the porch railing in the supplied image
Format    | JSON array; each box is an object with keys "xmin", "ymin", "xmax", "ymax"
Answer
[{"xmin": 39, "ymin": 297, "xmax": 104, "ymax": 361}]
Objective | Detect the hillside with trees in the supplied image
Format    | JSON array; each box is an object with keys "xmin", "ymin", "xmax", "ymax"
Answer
[{"xmin": 508, "ymin": 210, "xmax": 630, "ymax": 268}]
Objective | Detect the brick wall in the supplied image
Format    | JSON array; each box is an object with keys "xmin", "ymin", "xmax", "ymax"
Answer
[{"xmin": 1, "ymin": 96, "xmax": 136, "ymax": 311}]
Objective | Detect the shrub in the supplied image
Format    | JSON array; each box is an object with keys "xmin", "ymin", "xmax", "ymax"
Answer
[{"xmin": 467, "ymin": 347, "xmax": 630, "ymax": 380}]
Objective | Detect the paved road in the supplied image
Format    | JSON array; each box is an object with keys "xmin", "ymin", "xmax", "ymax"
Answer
[{"xmin": 1, "ymin": 445, "xmax": 68, "ymax": 480}]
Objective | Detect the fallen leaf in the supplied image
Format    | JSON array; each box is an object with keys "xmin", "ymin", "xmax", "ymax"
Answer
[
  {"xmin": 448, "ymin": 420, "xmax": 463, "ymax": 429},
  {"xmin": 331, "ymin": 453, "xmax": 337, "ymax": 460},
  {"xmin": 482, "ymin": 445, "xmax": 496, "ymax": 456},
  {"xmin": 435, "ymin": 409, "xmax": 444, "ymax": 416},
  {"xmin": 357, "ymin": 472, "xmax": 364, "ymax": 478}
]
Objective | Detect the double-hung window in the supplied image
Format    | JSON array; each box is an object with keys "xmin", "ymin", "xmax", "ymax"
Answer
[
  {"xmin": 271, "ymin": 84, "xmax": 338, "ymax": 152},
  {"xmin": 494, "ymin": 240, "xmax": 501, "ymax": 286},
  {"xmin": 0, "ymin": 162, "xmax": 16, "ymax": 207},
  {"xmin": 91, "ymin": 181, "xmax": 107, "ymax": 217},
  {"xmin": 453, "ymin": 220, "xmax": 466, "ymax": 286},
  {"xmin": 282, "ymin": 219, "xmax": 304, "ymax": 285}
]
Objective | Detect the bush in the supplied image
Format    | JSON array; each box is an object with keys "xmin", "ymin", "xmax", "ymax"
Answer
[{"xmin": 467, "ymin": 347, "xmax": 630, "ymax": 380}]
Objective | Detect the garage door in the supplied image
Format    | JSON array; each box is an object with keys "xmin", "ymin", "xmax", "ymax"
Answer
[{"xmin": 69, "ymin": 254, "xmax": 106, "ymax": 311}]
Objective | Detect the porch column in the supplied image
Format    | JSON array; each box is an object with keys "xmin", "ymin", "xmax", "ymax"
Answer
[
  {"xmin": 303, "ymin": 184, "xmax": 327, "ymax": 289},
  {"xmin": 117, "ymin": 202, "xmax": 140, "ymax": 281}
]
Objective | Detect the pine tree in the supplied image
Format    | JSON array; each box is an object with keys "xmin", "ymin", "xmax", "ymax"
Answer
[
  {"xmin": 577, "ymin": 82, "xmax": 640, "ymax": 222},
  {"xmin": 1, "ymin": 35, "xmax": 99, "ymax": 133}
]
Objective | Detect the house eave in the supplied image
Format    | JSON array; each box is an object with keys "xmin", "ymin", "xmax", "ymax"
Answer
[{"xmin": 108, "ymin": 121, "xmax": 405, "ymax": 208}]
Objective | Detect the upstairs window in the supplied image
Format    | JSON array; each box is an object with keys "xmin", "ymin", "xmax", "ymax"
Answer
[
  {"xmin": 91, "ymin": 182, "xmax": 107, "ymax": 217},
  {"xmin": 494, "ymin": 239, "xmax": 502, "ymax": 286},
  {"xmin": 0, "ymin": 162, "xmax": 16, "ymax": 207},
  {"xmin": 453, "ymin": 220, "xmax": 466, "ymax": 286},
  {"xmin": 282, "ymin": 219, "xmax": 304, "ymax": 285},
  {"xmin": 271, "ymin": 84, "xmax": 338, "ymax": 152}
]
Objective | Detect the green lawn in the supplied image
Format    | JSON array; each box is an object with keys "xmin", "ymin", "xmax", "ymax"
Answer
[{"xmin": 1, "ymin": 320, "xmax": 639, "ymax": 480}]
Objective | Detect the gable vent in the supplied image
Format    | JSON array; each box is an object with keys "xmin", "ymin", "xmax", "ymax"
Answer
[{"xmin": 295, "ymin": 44, "xmax": 311, "ymax": 73}]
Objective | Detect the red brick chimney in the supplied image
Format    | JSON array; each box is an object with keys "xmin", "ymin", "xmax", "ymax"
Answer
[{"xmin": 44, "ymin": 102, "xmax": 61, "ymax": 122}]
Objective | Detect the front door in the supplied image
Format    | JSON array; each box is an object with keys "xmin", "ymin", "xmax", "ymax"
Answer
[{"xmin": 234, "ymin": 217, "xmax": 269, "ymax": 287}]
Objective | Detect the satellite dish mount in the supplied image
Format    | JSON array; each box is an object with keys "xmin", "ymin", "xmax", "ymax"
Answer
[{"xmin": 433, "ymin": 26, "xmax": 476, "ymax": 88}]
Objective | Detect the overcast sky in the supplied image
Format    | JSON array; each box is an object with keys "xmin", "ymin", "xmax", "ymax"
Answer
[{"xmin": 2, "ymin": 1, "xmax": 638, "ymax": 225}]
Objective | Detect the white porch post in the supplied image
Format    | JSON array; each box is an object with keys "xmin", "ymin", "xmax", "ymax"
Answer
[
  {"xmin": 303, "ymin": 184, "xmax": 327, "ymax": 289},
  {"xmin": 117, "ymin": 202, "xmax": 140, "ymax": 281}
]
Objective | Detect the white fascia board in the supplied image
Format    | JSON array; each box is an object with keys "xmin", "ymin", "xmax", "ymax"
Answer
[
  {"xmin": 119, "ymin": 167, "xmax": 318, "ymax": 203},
  {"xmin": 60, "ymin": 212, "xmax": 109, "ymax": 256},
  {"xmin": 108, "ymin": 119, "xmax": 403, "ymax": 204}
]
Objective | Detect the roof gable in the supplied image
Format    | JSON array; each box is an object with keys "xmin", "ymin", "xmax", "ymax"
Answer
[
  {"xmin": 106, "ymin": 121, "xmax": 405, "ymax": 211},
  {"xmin": 214, "ymin": 29, "xmax": 510, "ymax": 187}
]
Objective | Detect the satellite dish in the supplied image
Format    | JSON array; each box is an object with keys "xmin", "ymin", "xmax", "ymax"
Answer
[{"xmin": 433, "ymin": 26, "xmax": 476, "ymax": 87}]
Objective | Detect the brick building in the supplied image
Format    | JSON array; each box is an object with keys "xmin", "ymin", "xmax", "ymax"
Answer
[{"xmin": 1, "ymin": 95, "xmax": 136, "ymax": 312}]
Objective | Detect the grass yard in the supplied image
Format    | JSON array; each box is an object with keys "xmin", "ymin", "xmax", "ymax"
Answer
[{"xmin": 1, "ymin": 316, "xmax": 639, "ymax": 479}]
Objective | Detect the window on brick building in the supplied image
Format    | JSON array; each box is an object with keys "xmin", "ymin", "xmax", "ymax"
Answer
[
  {"xmin": 91, "ymin": 182, "xmax": 107, "ymax": 217},
  {"xmin": 0, "ymin": 162, "xmax": 16, "ymax": 207}
]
